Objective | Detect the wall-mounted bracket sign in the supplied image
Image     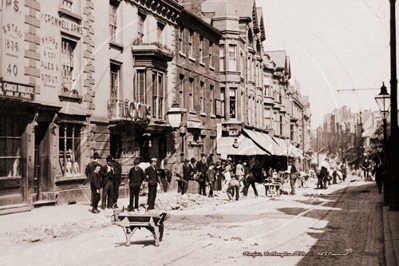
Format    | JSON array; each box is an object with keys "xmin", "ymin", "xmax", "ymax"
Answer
[{"xmin": 0, "ymin": 81, "xmax": 35, "ymax": 101}]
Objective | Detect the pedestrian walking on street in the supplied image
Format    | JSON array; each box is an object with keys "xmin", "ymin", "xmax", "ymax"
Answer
[
  {"xmin": 242, "ymin": 172, "xmax": 258, "ymax": 197},
  {"xmin": 208, "ymin": 162, "xmax": 216, "ymax": 197},
  {"xmin": 84, "ymin": 152, "xmax": 100, "ymax": 206},
  {"xmin": 372, "ymin": 160, "xmax": 384, "ymax": 193},
  {"xmin": 146, "ymin": 158, "xmax": 159, "ymax": 210},
  {"xmin": 340, "ymin": 160, "xmax": 347, "ymax": 181},
  {"xmin": 176, "ymin": 160, "xmax": 188, "ymax": 195},
  {"xmin": 235, "ymin": 160, "xmax": 245, "ymax": 185},
  {"xmin": 288, "ymin": 161, "xmax": 297, "ymax": 195},
  {"xmin": 362, "ymin": 158, "xmax": 370, "ymax": 180},
  {"xmin": 196, "ymin": 153, "xmax": 208, "ymax": 196},
  {"xmin": 112, "ymin": 156, "xmax": 122, "ymax": 208},
  {"xmin": 128, "ymin": 158, "xmax": 145, "ymax": 211},
  {"xmin": 91, "ymin": 163, "xmax": 102, "ymax": 213},
  {"xmin": 319, "ymin": 158, "xmax": 330, "ymax": 189},
  {"xmin": 226, "ymin": 174, "xmax": 240, "ymax": 201}
]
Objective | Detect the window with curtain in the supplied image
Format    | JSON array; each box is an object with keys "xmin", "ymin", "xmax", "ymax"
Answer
[
  {"xmin": 209, "ymin": 42, "xmax": 213, "ymax": 67},
  {"xmin": 219, "ymin": 45, "xmax": 224, "ymax": 71},
  {"xmin": 109, "ymin": 1, "xmax": 119, "ymax": 42},
  {"xmin": 189, "ymin": 30, "xmax": 194, "ymax": 57},
  {"xmin": 230, "ymin": 88, "xmax": 237, "ymax": 119},
  {"xmin": 61, "ymin": 39, "xmax": 76, "ymax": 93},
  {"xmin": 189, "ymin": 78, "xmax": 194, "ymax": 110},
  {"xmin": 179, "ymin": 26, "xmax": 184, "ymax": 53},
  {"xmin": 200, "ymin": 82, "xmax": 205, "ymax": 112},
  {"xmin": 210, "ymin": 85, "xmax": 214, "ymax": 115},
  {"xmin": 59, "ymin": 124, "xmax": 81, "ymax": 177},
  {"xmin": 229, "ymin": 45, "xmax": 236, "ymax": 71},
  {"xmin": 135, "ymin": 69, "xmax": 146, "ymax": 104}
]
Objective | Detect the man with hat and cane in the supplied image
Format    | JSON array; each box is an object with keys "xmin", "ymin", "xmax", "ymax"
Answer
[{"xmin": 145, "ymin": 158, "xmax": 159, "ymax": 210}]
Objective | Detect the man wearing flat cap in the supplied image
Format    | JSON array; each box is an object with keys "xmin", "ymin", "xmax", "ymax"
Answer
[{"xmin": 145, "ymin": 158, "xmax": 159, "ymax": 210}]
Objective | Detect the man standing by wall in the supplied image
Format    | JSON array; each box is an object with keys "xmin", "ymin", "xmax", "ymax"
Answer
[
  {"xmin": 101, "ymin": 155, "xmax": 115, "ymax": 209},
  {"xmin": 112, "ymin": 155, "xmax": 122, "ymax": 208},
  {"xmin": 145, "ymin": 158, "xmax": 159, "ymax": 210},
  {"xmin": 128, "ymin": 158, "xmax": 145, "ymax": 211},
  {"xmin": 84, "ymin": 152, "xmax": 100, "ymax": 205}
]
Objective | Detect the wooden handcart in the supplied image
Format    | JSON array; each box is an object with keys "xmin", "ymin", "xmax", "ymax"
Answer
[{"xmin": 112, "ymin": 212, "xmax": 170, "ymax": 247}]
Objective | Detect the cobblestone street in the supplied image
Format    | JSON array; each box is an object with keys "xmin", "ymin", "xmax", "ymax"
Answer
[{"xmin": 0, "ymin": 176, "xmax": 385, "ymax": 266}]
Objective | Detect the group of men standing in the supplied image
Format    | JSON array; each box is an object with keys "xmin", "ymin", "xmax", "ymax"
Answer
[{"xmin": 84, "ymin": 153, "xmax": 122, "ymax": 213}]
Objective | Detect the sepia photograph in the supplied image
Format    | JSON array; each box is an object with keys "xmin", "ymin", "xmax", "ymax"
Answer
[{"xmin": 0, "ymin": 0, "xmax": 398, "ymax": 265}]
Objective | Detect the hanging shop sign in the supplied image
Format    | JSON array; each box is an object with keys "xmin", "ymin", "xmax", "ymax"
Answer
[{"xmin": 0, "ymin": 81, "xmax": 35, "ymax": 101}]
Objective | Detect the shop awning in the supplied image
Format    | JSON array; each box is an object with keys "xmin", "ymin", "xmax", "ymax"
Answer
[
  {"xmin": 288, "ymin": 145, "xmax": 303, "ymax": 159},
  {"xmin": 273, "ymin": 137, "xmax": 298, "ymax": 157},
  {"xmin": 243, "ymin": 129, "xmax": 275, "ymax": 155},
  {"xmin": 217, "ymin": 135, "xmax": 269, "ymax": 159},
  {"xmin": 254, "ymin": 131, "xmax": 285, "ymax": 156}
]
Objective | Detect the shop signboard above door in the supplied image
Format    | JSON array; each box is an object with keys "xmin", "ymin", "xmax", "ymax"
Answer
[{"xmin": 0, "ymin": 81, "xmax": 35, "ymax": 101}]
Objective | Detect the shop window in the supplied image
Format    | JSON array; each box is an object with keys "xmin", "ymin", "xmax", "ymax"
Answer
[
  {"xmin": 134, "ymin": 69, "xmax": 146, "ymax": 104},
  {"xmin": 137, "ymin": 12, "xmax": 146, "ymax": 44},
  {"xmin": 109, "ymin": 0, "xmax": 120, "ymax": 43},
  {"xmin": 157, "ymin": 22, "xmax": 164, "ymax": 45},
  {"xmin": 0, "ymin": 117, "xmax": 24, "ymax": 178},
  {"xmin": 230, "ymin": 88, "xmax": 237, "ymax": 119},
  {"xmin": 189, "ymin": 78, "xmax": 194, "ymax": 111},
  {"xmin": 219, "ymin": 45, "xmax": 224, "ymax": 71},
  {"xmin": 229, "ymin": 45, "xmax": 236, "ymax": 71},
  {"xmin": 61, "ymin": 39, "xmax": 76, "ymax": 93},
  {"xmin": 152, "ymin": 71, "xmax": 164, "ymax": 119},
  {"xmin": 189, "ymin": 30, "xmax": 194, "ymax": 57},
  {"xmin": 59, "ymin": 124, "xmax": 81, "ymax": 177},
  {"xmin": 62, "ymin": 0, "xmax": 73, "ymax": 11}
]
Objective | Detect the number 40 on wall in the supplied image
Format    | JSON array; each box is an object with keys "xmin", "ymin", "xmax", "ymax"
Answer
[{"xmin": 7, "ymin": 64, "xmax": 18, "ymax": 76}]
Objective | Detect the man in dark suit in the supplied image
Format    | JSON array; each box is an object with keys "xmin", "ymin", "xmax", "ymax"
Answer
[
  {"xmin": 145, "ymin": 158, "xmax": 159, "ymax": 210},
  {"xmin": 84, "ymin": 152, "xmax": 100, "ymax": 205},
  {"xmin": 196, "ymin": 153, "xmax": 208, "ymax": 196},
  {"xmin": 128, "ymin": 158, "xmax": 145, "ymax": 211},
  {"xmin": 112, "ymin": 156, "xmax": 122, "ymax": 208},
  {"xmin": 101, "ymin": 155, "xmax": 115, "ymax": 209},
  {"xmin": 91, "ymin": 163, "xmax": 102, "ymax": 213},
  {"xmin": 182, "ymin": 159, "xmax": 191, "ymax": 194},
  {"xmin": 289, "ymin": 161, "xmax": 297, "ymax": 195}
]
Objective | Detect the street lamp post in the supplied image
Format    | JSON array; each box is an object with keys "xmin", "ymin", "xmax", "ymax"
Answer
[{"xmin": 375, "ymin": 82, "xmax": 391, "ymax": 206}]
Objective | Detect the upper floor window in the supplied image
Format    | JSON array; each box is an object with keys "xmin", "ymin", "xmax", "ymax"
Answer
[
  {"xmin": 209, "ymin": 42, "xmax": 213, "ymax": 67},
  {"xmin": 264, "ymin": 85, "xmax": 270, "ymax": 96},
  {"xmin": 228, "ymin": 45, "xmax": 236, "ymax": 71},
  {"xmin": 230, "ymin": 88, "xmax": 237, "ymax": 119},
  {"xmin": 110, "ymin": 63, "xmax": 120, "ymax": 101},
  {"xmin": 179, "ymin": 74, "xmax": 185, "ymax": 108},
  {"xmin": 179, "ymin": 26, "xmax": 184, "ymax": 53},
  {"xmin": 137, "ymin": 13, "xmax": 146, "ymax": 44},
  {"xmin": 152, "ymin": 71, "xmax": 164, "ymax": 119},
  {"xmin": 109, "ymin": 1, "xmax": 120, "ymax": 42},
  {"xmin": 199, "ymin": 36, "xmax": 204, "ymax": 63},
  {"xmin": 189, "ymin": 78, "xmax": 194, "ymax": 110},
  {"xmin": 219, "ymin": 45, "xmax": 225, "ymax": 71},
  {"xmin": 200, "ymin": 82, "xmax": 205, "ymax": 112},
  {"xmin": 220, "ymin": 87, "xmax": 225, "ymax": 117},
  {"xmin": 61, "ymin": 38, "xmax": 76, "ymax": 93},
  {"xmin": 62, "ymin": 0, "xmax": 73, "ymax": 11},
  {"xmin": 210, "ymin": 85, "xmax": 214, "ymax": 115},
  {"xmin": 157, "ymin": 23, "xmax": 164, "ymax": 44},
  {"xmin": 134, "ymin": 69, "xmax": 146, "ymax": 104},
  {"xmin": 240, "ymin": 51, "xmax": 244, "ymax": 78},
  {"xmin": 189, "ymin": 30, "xmax": 194, "ymax": 57}
]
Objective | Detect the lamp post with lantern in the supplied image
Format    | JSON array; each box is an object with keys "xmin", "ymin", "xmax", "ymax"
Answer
[{"xmin": 375, "ymin": 82, "xmax": 391, "ymax": 206}]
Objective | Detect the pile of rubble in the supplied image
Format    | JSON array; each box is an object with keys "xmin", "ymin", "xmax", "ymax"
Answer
[{"xmin": 155, "ymin": 191, "xmax": 228, "ymax": 211}]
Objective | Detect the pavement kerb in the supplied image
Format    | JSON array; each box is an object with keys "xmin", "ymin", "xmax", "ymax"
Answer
[
  {"xmin": 384, "ymin": 206, "xmax": 398, "ymax": 266},
  {"xmin": 389, "ymin": 208, "xmax": 399, "ymax": 266}
]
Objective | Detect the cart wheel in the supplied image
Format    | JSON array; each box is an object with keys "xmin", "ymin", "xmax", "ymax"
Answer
[{"xmin": 159, "ymin": 224, "xmax": 164, "ymax": 242}]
